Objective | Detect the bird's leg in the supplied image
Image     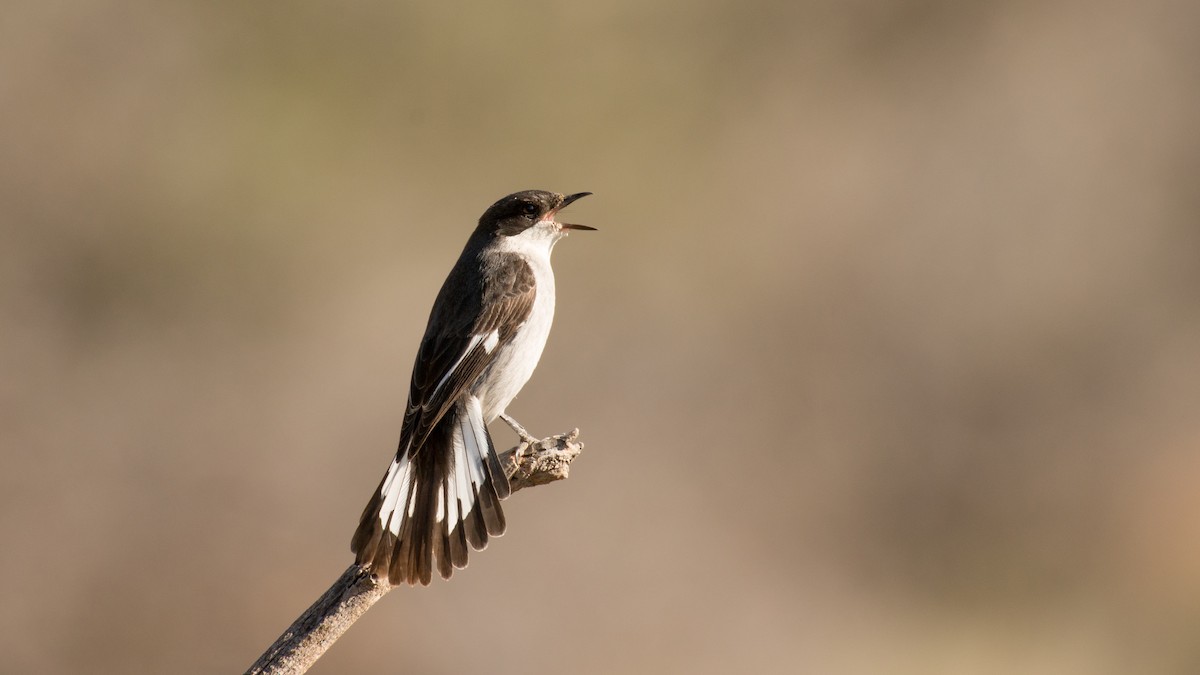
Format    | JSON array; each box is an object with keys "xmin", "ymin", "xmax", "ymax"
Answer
[{"xmin": 499, "ymin": 413, "xmax": 538, "ymax": 447}]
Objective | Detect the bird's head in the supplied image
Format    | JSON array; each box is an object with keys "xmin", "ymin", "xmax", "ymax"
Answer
[{"xmin": 479, "ymin": 190, "xmax": 595, "ymax": 240}]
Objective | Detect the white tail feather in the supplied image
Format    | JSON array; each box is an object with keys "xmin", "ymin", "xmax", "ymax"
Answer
[
  {"xmin": 379, "ymin": 454, "xmax": 412, "ymax": 536},
  {"xmin": 447, "ymin": 396, "xmax": 489, "ymax": 533},
  {"xmin": 375, "ymin": 396, "xmax": 492, "ymax": 538}
]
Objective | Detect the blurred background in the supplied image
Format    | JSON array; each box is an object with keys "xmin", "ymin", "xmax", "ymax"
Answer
[{"xmin": 3, "ymin": 0, "xmax": 1199, "ymax": 673}]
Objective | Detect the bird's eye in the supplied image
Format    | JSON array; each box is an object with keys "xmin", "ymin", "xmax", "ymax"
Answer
[{"xmin": 521, "ymin": 203, "xmax": 539, "ymax": 217}]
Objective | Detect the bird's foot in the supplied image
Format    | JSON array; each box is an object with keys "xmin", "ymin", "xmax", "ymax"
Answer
[{"xmin": 499, "ymin": 413, "xmax": 539, "ymax": 448}]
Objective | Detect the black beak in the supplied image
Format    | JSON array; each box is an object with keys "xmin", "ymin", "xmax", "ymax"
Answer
[
  {"xmin": 560, "ymin": 191, "xmax": 592, "ymax": 208},
  {"xmin": 558, "ymin": 192, "xmax": 596, "ymax": 231}
]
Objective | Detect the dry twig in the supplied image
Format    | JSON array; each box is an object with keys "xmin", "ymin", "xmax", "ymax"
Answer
[{"xmin": 245, "ymin": 430, "xmax": 584, "ymax": 675}]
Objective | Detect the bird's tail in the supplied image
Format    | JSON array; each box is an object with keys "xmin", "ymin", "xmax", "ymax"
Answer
[{"xmin": 351, "ymin": 396, "xmax": 510, "ymax": 585}]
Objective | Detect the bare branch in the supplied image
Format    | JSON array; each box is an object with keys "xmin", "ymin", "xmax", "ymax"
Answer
[
  {"xmin": 245, "ymin": 429, "xmax": 584, "ymax": 675},
  {"xmin": 502, "ymin": 427, "xmax": 583, "ymax": 491}
]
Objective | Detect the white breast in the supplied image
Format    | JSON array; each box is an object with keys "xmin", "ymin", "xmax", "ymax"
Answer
[{"xmin": 476, "ymin": 222, "xmax": 561, "ymax": 421}]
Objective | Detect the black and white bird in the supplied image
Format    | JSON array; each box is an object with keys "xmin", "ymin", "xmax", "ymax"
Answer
[{"xmin": 351, "ymin": 190, "xmax": 594, "ymax": 586}]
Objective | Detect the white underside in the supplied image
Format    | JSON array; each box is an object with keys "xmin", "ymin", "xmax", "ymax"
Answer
[{"xmin": 478, "ymin": 229, "xmax": 557, "ymax": 422}]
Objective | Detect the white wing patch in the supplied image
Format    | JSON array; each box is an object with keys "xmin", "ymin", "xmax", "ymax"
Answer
[
  {"xmin": 482, "ymin": 330, "xmax": 500, "ymax": 353},
  {"xmin": 429, "ymin": 330, "xmax": 501, "ymax": 400}
]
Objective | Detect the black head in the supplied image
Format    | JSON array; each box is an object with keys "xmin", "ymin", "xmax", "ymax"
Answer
[{"xmin": 478, "ymin": 190, "xmax": 594, "ymax": 236}]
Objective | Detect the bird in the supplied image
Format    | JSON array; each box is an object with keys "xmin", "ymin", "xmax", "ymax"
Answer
[{"xmin": 351, "ymin": 189, "xmax": 595, "ymax": 586}]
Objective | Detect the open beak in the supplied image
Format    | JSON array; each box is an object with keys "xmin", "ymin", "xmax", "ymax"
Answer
[{"xmin": 557, "ymin": 191, "xmax": 597, "ymax": 231}]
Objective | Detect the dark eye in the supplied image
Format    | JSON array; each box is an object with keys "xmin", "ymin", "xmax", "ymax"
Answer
[{"xmin": 520, "ymin": 202, "xmax": 539, "ymax": 217}]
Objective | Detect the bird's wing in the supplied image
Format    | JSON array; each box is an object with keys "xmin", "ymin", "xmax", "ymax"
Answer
[{"xmin": 400, "ymin": 254, "xmax": 536, "ymax": 456}]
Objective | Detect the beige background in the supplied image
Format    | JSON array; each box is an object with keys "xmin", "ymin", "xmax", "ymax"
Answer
[{"xmin": 4, "ymin": 1, "xmax": 1200, "ymax": 673}]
